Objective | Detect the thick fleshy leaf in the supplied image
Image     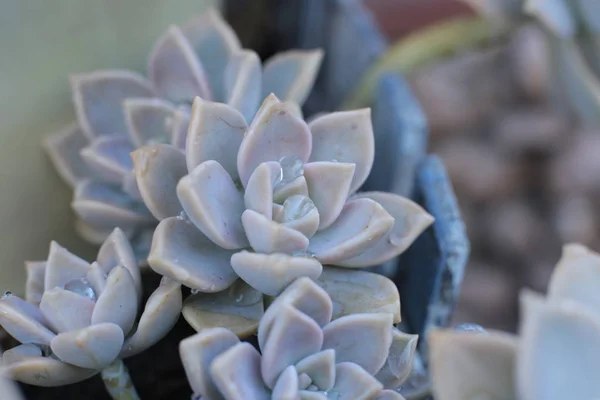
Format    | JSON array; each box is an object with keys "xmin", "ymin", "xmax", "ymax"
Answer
[
  {"xmin": 72, "ymin": 180, "xmax": 154, "ymax": 230},
  {"xmin": 170, "ymin": 106, "xmax": 191, "ymax": 150},
  {"xmin": 43, "ymin": 123, "xmax": 91, "ymax": 187},
  {"xmin": 86, "ymin": 262, "xmax": 107, "ymax": 296},
  {"xmin": 374, "ymin": 390, "xmax": 406, "ymax": 400},
  {"xmin": 258, "ymin": 277, "xmax": 332, "ymax": 349},
  {"xmin": 44, "ymin": 241, "xmax": 90, "ymax": 291},
  {"xmin": 132, "ymin": 144, "xmax": 187, "ymax": 220},
  {"xmin": 231, "ymin": 251, "xmax": 323, "ymax": 296},
  {"xmin": 50, "ymin": 323, "xmax": 124, "ymax": 369},
  {"xmin": 121, "ymin": 171, "xmax": 142, "ymax": 200},
  {"xmin": 272, "ymin": 365, "xmax": 300, "ymax": 400},
  {"xmin": 124, "ymin": 98, "xmax": 177, "ymax": 147},
  {"xmin": 2, "ymin": 344, "xmax": 42, "ymax": 365},
  {"xmin": 181, "ymin": 9, "xmax": 241, "ymax": 102},
  {"xmin": 308, "ymin": 109, "xmax": 374, "ymax": 193},
  {"xmin": 282, "ymin": 202, "xmax": 320, "ymax": 239},
  {"xmin": 71, "ymin": 70, "xmax": 154, "ymax": 139},
  {"xmin": 80, "ymin": 135, "xmax": 134, "ymax": 184},
  {"xmin": 261, "ymin": 304, "xmax": 323, "ymax": 388},
  {"xmin": 0, "ymin": 295, "xmax": 55, "ymax": 345},
  {"xmin": 182, "ymin": 280, "xmax": 264, "ymax": 338},
  {"xmin": 273, "ymin": 176, "xmax": 309, "ymax": 204},
  {"xmin": 317, "ymin": 267, "xmax": 401, "ymax": 323},
  {"xmin": 244, "ymin": 162, "xmax": 281, "ymax": 219},
  {"xmin": 323, "ymin": 313, "xmax": 393, "ymax": 374},
  {"xmin": 225, "ymin": 50, "xmax": 262, "ymax": 122},
  {"xmin": 39, "ymin": 288, "xmax": 95, "ymax": 333},
  {"xmin": 262, "ymin": 49, "xmax": 324, "ymax": 105},
  {"xmin": 339, "ymin": 192, "xmax": 434, "ymax": 267},
  {"xmin": 299, "ymin": 392, "xmax": 327, "ymax": 400},
  {"xmin": 185, "ymin": 98, "xmax": 247, "ymax": 178},
  {"xmin": 237, "ymin": 95, "xmax": 312, "ymax": 186},
  {"xmin": 303, "ymin": 162, "xmax": 355, "ymax": 230},
  {"xmin": 120, "ymin": 277, "xmax": 182, "ymax": 358},
  {"xmin": 210, "ymin": 343, "xmax": 270, "ymax": 399},
  {"xmin": 295, "ymin": 349, "xmax": 335, "ymax": 391},
  {"xmin": 524, "ymin": 0, "xmax": 576, "ymax": 37},
  {"xmin": 331, "ymin": 362, "xmax": 384, "ymax": 400},
  {"xmin": 3, "ymin": 356, "xmax": 97, "ymax": 386},
  {"xmin": 429, "ymin": 329, "xmax": 518, "ymax": 400},
  {"xmin": 96, "ymin": 228, "xmax": 142, "ymax": 300},
  {"xmin": 148, "ymin": 25, "xmax": 211, "ymax": 103},
  {"xmin": 375, "ymin": 330, "xmax": 418, "ymax": 389},
  {"xmin": 25, "ymin": 261, "xmax": 46, "ymax": 305},
  {"xmin": 92, "ymin": 266, "xmax": 137, "ymax": 334},
  {"xmin": 74, "ymin": 219, "xmax": 113, "ymax": 245},
  {"xmin": 148, "ymin": 217, "xmax": 238, "ymax": 292},
  {"xmin": 178, "ymin": 161, "xmax": 248, "ymax": 249},
  {"xmin": 179, "ymin": 327, "xmax": 240, "ymax": 400},
  {"xmin": 310, "ymin": 198, "xmax": 394, "ymax": 265},
  {"xmin": 547, "ymin": 244, "xmax": 600, "ymax": 318},
  {"xmin": 242, "ymin": 210, "xmax": 309, "ymax": 254}
]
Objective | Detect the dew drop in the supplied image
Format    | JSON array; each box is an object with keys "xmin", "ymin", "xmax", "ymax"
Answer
[
  {"xmin": 191, "ymin": 288, "xmax": 200, "ymax": 295},
  {"xmin": 282, "ymin": 195, "xmax": 315, "ymax": 222},
  {"xmin": 455, "ymin": 323, "xmax": 487, "ymax": 334},
  {"xmin": 235, "ymin": 293, "xmax": 244, "ymax": 303},
  {"xmin": 291, "ymin": 249, "xmax": 317, "ymax": 259},
  {"xmin": 1, "ymin": 291, "xmax": 11, "ymax": 299},
  {"xmin": 177, "ymin": 211, "xmax": 191, "ymax": 223},
  {"xmin": 276, "ymin": 156, "xmax": 304, "ymax": 187},
  {"xmin": 64, "ymin": 277, "xmax": 97, "ymax": 301}
]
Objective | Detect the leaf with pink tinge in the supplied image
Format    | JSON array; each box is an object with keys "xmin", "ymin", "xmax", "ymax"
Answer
[
  {"xmin": 323, "ymin": 313, "xmax": 393, "ymax": 374},
  {"xmin": 244, "ymin": 162, "xmax": 280, "ymax": 219},
  {"xmin": 3, "ymin": 356, "xmax": 97, "ymax": 386},
  {"xmin": 375, "ymin": 330, "xmax": 418, "ymax": 389},
  {"xmin": 0, "ymin": 295, "xmax": 55, "ymax": 345},
  {"xmin": 44, "ymin": 241, "xmax": 90, "ymax": 291},
  {"xmin": 181, "ymin": 9, "xmax": 241, "ymax": 103},
  {"xmin": 273, "ymin": 177, "xmax": 309, "ymax": 204},
  {"xmin": 295, "ymin": 349, "xmax": 335, "ymax": 391},
  {"xmin": 2, "ymin": 344, "xmax": 42, "ymax": 366},
  {"xmin": 182, "ymin": 280, "xmax": 264, "ymax": 338},
  {"xmin": 242, "ymin": 210, "xmax": 309, "ymax": 254},
  {"xmin": 50, "ymin": 322, "xmax": 124, "ymax": 369},
  {"xmin": 237, "ymin": 97, "xmax": 312, "ymax": 186},
  {"xmin": 226, "ymin": 50, "xmax": 262, "ymax": 122},
  {"xmin": 261, "ymin": 304, "xmax": 323, "ymax": 388},
  {"xmin": 309, "ymin": 109, "xmax": 374, "ymax": 194},
  {"xmin": 331, "ymin": 362, "xmax": 384, "ymax": 400},
  {"xmin": 120, "ymin": 277, "xmax": 182, "ymax": 358},
  {"xmin": 374, "ymin": 390, "xmax": 406, "ymax": 400},
  {"xmin": 25, "ymin": 261, "xmax": 45, "ymax": 305},
  {"xmin": 43, "ymin": 123, "xmax": 91, "ymax": 188},
  {"xmin": 132, "ymin": 144, "xmax": 187, "ymax": 220},
  {"xmin": 231, "ymin": 251, "xmax": 323, "ymax": 296},
  {"xmin": 72, "ymin": 180, "xmax": 154, "ymax": 230},
  {"xmin": 303, "ymin": 161, "xmax": 355, "ymax": 230},
  {"xmin": 148, "ymin": 26, "xmax": 211, "ymax": 104},
  {"xmin": 39, "ymin": 289, "xmax": 95, "ymax": 333},
  {"xmin": 210, "ymin": 343, "xmax": 270, "ymax": 399},
  {"xmin": 179, "ymin": 328, "xmax": 240, "ymax": 399},
  {"xmin": 317, "ymin": 267, "xmax": 401, "ymax": 323},
  {"xmin": 177, "ymin": 161, "xmax": 248, "ymax": 249},
  {"xmin": 310, "ymin": 198, "xmax": 394, "ymax": 265},
  {"xmin": 92, "ymin": 267, "xmax": 137, "ymax": 334},
  {"xmin": 81, "ymin": 135, "xmax": 134, "ymax": 184},
  {"xmin": 148, "ymin": 217, "xmax": 238, "ymax": 292},
  {"xmin": 124, "ymin": 98, "xmax": 177, "ymax": 147},
  {"xmin": 258, "ymin": 277, "xmax": 332, "ymax": 349},
  {"xmin": 272, "ymin": 365, "xmax": 300, "ymax": 399},
  {"xmin": 185, "ymin": 98, "xmax": 247, "ymax": 178},
  {"xmin": 282, "ymin": 203, "xmax": 320, "ymax": 238},
  {"xmin": 340, "ymin": 192, "xmax": 434, "ymax": 267},
  {"xmin": 71, "ymin": 70, "xmax": 154, "ymax": 139},
  {"xmin": 262, "ymin": 49, "xmax": 324, "ymax": 105},
  {"xmin": 96, "ymin": 228, "xmax": 141, "ymax": 298},
  {"xmin": 170, "ymin": 107, "xmax": 191, "ymax": 150}
]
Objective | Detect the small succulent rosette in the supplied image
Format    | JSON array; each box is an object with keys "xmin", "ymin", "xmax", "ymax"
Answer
[
  {"xmin": 134, "ymin": 93, "xmax": 433, "ymax": 299},
  {"xmin": 43, "ymin": 9, "xmax": 323, "ymax": 259},
  {"xmin": 0, "ymin": 229, "xmax": 182, "ymax": 386},
  {"xmin": 429, "ymin": 243, "xmax": 600, "ymax": 400},
  {"xmin": 180, "ymin": 277, "xmax": 418, "ymax": 400}
]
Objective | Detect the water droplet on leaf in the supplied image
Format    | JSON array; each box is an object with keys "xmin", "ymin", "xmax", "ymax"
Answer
[
  {"xmin": 283, "ymin": 195, "xmax": 315, "ymax": 222},
  {"xmin": 64, "ymin": 278, "xmax": 97, "ymax": 301},
  {"xmin": 276, "ymin": 155, "xmax": 304, "ymax": 187}
]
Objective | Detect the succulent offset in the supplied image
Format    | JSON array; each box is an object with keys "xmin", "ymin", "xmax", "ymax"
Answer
[
  {"xmin": 179, "ymin": 277, "xmax": 418, "ymax": 400},
  {"xmin": 429, "ymin": 243, "xmax": 600, "ymax": 400},
  {"xmin": 43, "ymin": 9, "xmax": 323, "ymax": 260},
  {"xmin": 0, "ymin": 229, "xmax": 182, "ymax": 387}
]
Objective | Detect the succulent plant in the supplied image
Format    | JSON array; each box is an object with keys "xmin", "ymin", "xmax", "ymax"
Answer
[
  {"xmin": 429, "ymin": 243, "xmax": 600, "ymax": 400},
  {"xmin": 0, "ymin": 229, "xmax": 182, "ymax": 400},
  {"xmin": 43, "ymin": 8, "xmax": 324, "ymax": 261},
  {"xmin": 179, "ymin": 277, "xmax": 418, "ymax": 400}
]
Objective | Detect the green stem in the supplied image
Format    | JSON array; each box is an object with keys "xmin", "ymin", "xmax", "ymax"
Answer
[{"xmin": 101, "ymin": 359, "xmax": 140, "ymax": 400}]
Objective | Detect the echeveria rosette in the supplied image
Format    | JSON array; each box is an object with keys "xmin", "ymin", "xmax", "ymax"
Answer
[
  {"xmin": 0, "ymin": 229, "xmax": 182, "ymax": 391},
  {"xmin": 179, "ymin": 277, "xmax": 418, "ymax": 400},
  {"xmin": 43, "ymin": 9, "xmax": 324, "ymax": 260},
  {"xmin": 429, "ymin": 243, "xmax": 600, "ymax": 400}
]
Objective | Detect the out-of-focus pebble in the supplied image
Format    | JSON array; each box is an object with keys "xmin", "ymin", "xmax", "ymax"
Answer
[
  {"xmin": 554, "ymin": 195, "xmax": 598, "ymax": 246},
  {"xmin": 550, "ymin": 131, "xmax": 600, "ymax": 195},
  {"xmin": 509, "ymin": 24, "xmax": 550, "ymax": 100}
]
